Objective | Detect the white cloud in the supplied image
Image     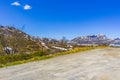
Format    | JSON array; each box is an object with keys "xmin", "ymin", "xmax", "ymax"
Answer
[
  {"xmin": 11, "ymin": 1, "xmax": 21, "ymax": 6},
  {"xmin": 23, "ymin": 4, "xmax": 32, "ymax": 10},
  {"xmin": 11, "ymin": 1, "xmax": 32, "ymax": 10}
]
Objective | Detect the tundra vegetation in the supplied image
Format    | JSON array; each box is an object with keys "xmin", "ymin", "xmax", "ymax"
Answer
[{"xmin": 0, "ymin": 46, "xmax": 107, "ymax": 67}]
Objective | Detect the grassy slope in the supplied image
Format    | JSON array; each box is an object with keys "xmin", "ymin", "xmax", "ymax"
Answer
[{"xmin": 0, "ymin": 46, "xmax": 107, "ymax": 68}]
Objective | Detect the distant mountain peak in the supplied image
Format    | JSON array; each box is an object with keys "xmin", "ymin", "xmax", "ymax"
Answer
[{"xmin": 71, "ymin": 34, "xmax": 111, "ymax": 45}]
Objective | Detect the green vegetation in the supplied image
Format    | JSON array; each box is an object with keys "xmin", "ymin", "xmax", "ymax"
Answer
[
  {"xmin": 0, "ymin": 51, "xmax": 45, "ymax": 64},
  {"xmin": 0, "ymin": 46, "xmax": 107, "ymax": 68}
]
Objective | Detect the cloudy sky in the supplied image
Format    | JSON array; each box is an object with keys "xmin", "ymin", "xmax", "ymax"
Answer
[{"xmin": 0, "ymin": 0, "xmax": 120, "ymax": 39}]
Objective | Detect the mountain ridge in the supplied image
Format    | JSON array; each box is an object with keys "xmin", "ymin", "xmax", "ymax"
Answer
[{"xmin": 0, "ymin": 25, "xmax": 119, "ymax": 55}]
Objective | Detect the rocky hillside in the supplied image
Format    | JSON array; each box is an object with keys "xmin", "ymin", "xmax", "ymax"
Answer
[
  {"xmin": 0, "ymin": 25, "xmax": 71, "ymax": 55},
  {"xmin": 0, "ymin": 25, "xmax": 44, "ymax": 55},
  {"xmin": 71, "ymin": 34, "xmax": 112, "ymax": 45}
]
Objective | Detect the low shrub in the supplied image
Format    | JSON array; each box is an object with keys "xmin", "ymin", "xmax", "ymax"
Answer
[
  {"xmin": 0, "ymin": 46, "xmax": 107, "ymax": 67},
  {"xmin": 0, "ymin": 51, "xmax": 46, "ymax": 64}
]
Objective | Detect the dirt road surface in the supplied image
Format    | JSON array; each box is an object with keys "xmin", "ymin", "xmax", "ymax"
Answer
[{"xmin": 0, "ymin": 48, "xmax": 120, "ymax": 80}]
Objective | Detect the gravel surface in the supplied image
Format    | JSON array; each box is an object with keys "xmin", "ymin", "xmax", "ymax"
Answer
[{"xmin": 0, "ymin": 48, "xmax": 120, "ymax": 80}]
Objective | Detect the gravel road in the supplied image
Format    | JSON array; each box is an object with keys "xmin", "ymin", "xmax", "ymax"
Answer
[{"xmin": 0, "ymin": 48, "xmax": 120, "ymax": 80}]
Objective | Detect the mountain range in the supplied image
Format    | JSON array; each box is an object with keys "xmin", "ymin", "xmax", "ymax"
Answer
[
  {"xmin": 0, "ymin": 25, "xmax": 119, "ymax": 55},
  {"xmin": 71, "ymin": 34, "xmax": 113, "ymax": 45}
]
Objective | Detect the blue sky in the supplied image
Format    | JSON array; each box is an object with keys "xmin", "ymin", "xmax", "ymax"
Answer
[{"xmin": 0, "ymin": 0, "xmax": 120, "ymax": 39}]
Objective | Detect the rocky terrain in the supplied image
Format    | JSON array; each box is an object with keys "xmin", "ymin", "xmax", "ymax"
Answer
[
  {"xmin": 0, "ymin": 25, "xmax": 44, "ymax": 55},
  {"xmin": 0, "ymin": 25, "xmax": 71, "ymax": 55}
]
